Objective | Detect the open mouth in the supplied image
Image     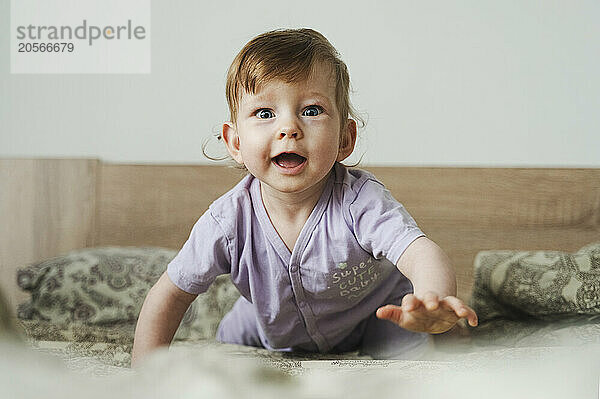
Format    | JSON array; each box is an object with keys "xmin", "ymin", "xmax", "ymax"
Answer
[{"xmin": 272, "ymin": 152, "xmax": 307, "ymax": 169}]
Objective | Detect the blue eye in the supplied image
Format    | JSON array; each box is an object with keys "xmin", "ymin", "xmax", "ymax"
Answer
[
  {"xmin": 303, "ymin": 106, "xmax": 323, "ymax": 117},
  {"xmin": 256, "ymin": 109, "xmax": 274, "ymax": 119}
]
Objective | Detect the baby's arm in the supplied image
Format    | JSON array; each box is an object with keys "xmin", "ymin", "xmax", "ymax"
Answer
[
  {"xmin": 131, "ymin": 271, "xmax": 198, "ymax": 367},
  {"xmin": 376, "ymin": 236, "xmax": 478, "ymax": 334}
]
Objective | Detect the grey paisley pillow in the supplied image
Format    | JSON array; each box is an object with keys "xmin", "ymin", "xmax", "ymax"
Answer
[
  {"xmin": 0, "ymin": 285, "xmax": 23, "ymax": 342},
  {"xmin": 16, "ymin": 247, "xmax": 240, "ymax": 340},
  {"xmin": 470, "ymin": 242, "xmax": 600, "ymax": 323}
]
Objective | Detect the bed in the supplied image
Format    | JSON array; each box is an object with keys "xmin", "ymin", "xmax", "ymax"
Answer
[{"xmin": 1, "ymin": 158, "xmax": 599, "ymax": 398}]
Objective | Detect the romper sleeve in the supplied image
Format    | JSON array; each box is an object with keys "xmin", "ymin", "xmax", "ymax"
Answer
[
  {"xmin": 166, "ymin": 209, "xmax": 232, "ymax": 294},
  {"xmin": 348, "ymin": 178, "xmax": 426, "ymax": 266}
]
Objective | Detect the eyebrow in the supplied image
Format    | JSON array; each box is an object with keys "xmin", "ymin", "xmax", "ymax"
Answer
[
  {"xmin": 240, "ymin": 80, "xmax": 337, "ymax": 114},
  {"xmin": 242, "ymin": 92, "xmax": 332, "ymax": 106},
  {"xmin": 241, "ymin": 92, "xmax": 272, "ymax": 105},
  {"xmin": 305, "ymin": 92, "xmax": 332, "ymax": 105}
]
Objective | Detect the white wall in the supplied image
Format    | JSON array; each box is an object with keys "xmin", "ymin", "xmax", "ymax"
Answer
[{"xmin": 1, "ymin": 0, "xmax": 599, "ymax": 167}]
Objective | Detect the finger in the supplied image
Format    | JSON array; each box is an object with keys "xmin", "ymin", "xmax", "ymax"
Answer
[
  {"xmin": 401, "ymin": 294, "xmax": 420, "ymax": 312},
  {"xmin": 453, "ymin": 302, "xmax": 478, "ymax": 326},
  {"xmin": 376, "ymin": 304, "xmax": 403, "ymax": 324},
  {"xmin": 441, "ymin": 297, "xmax": 479, "ymax": 326},
  {"xmin": 375, "ymin": 305, "xmax": 392, "ymax": 319},
  {"xmin": 396, "ymin": 306, "xmax": 458, "ymax": 334},
  {"xmin": 422, "ymin": 291, "xmax": 440, "ymax": 311},
  {"xmin": 464, "ymin": 305, "xmax": 479, "ymax": 327},
  {"xmin": 375, "ymin": 305, "xmax": 394, "ymax": 320}
]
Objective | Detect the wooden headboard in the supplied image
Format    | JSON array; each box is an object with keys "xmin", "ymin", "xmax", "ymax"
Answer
[{"xmin": 1, "ymin": 158, "xmax": 599, "ymax": 312}]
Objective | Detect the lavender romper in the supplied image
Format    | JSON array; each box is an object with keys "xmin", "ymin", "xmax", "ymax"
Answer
[{"xmin": 167, "ymin": 162, "xmax": 429, "ymax": 359}]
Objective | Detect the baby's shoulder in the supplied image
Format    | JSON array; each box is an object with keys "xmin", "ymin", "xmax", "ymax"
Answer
[
  {"xmin": 208, "ymin": 173, "xmax": 255, "ymax": 222},
  {"xmin": 334, "ymin": 163, "xmax": 386, "ymax": 202}
]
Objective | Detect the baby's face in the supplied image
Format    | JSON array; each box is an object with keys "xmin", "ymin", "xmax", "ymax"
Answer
[{"xmin": 224, "ymin": 63, "xmax": 354, "ymax": 197}]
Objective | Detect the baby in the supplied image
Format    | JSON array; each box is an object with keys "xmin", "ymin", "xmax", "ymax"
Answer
[{"xmin": 131, "ymin": 28, "xmax": 477, "ymax": 366}]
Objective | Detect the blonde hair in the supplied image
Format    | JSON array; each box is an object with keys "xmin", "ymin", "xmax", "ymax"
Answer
[{"xmin": 204, "ymin": 28, "xmax": 364, "ymax": 165}]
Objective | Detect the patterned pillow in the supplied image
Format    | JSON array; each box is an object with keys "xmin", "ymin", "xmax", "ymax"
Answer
[
  {"xmin": 0, "ymin": 284, "xmax": 23, "ymax": 342},
  {"xmin": 16, "ymin": 247, "xmax": 240, "ymax": 340},
  {"xmin": 470, "ymin": 242, "xmax": 600, "ymax": 323}
]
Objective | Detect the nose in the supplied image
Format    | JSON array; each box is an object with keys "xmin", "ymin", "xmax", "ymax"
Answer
[
  {"xmin": 277, "ymin": 114, "xmax": 303, "ymax": 140},
  {"xmin": 279, "ymin": 129, "xmax": 300, "ymax": 139}
]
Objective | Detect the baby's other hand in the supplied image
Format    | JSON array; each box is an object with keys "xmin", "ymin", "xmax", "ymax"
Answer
[{"xmin": 375, "ymin": 292, "xmax": 478, "ymax": 334}]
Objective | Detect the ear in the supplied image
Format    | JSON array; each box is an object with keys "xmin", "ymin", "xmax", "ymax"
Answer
[
  {"xmin": 336, "ymin": 119, "xmax": 357, "ymax": 162},
  {"xmin": 222, "ymin": 122, "xmax": 244, "ymax": 165}
]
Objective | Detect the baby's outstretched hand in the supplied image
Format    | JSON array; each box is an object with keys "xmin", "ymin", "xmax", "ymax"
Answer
[{"xmin": 375, "ymin": 292, "xmax": 478, "ymax": 334}]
